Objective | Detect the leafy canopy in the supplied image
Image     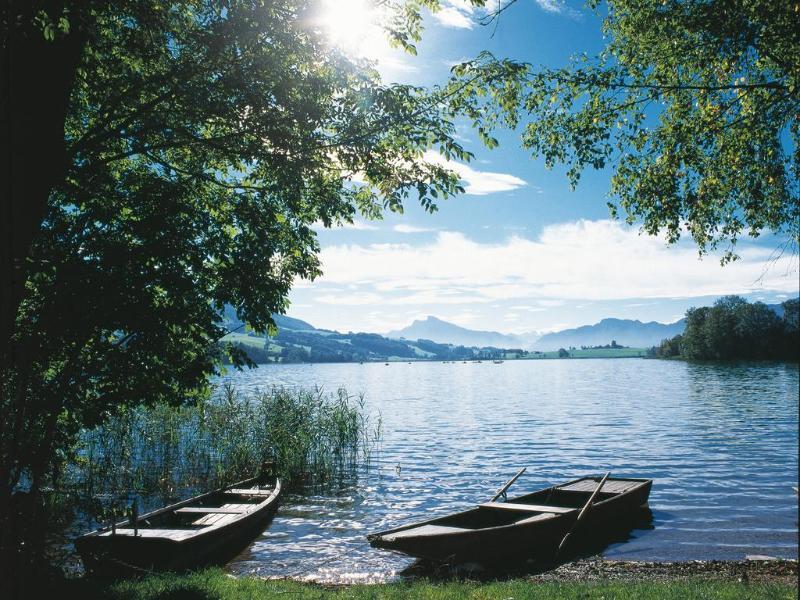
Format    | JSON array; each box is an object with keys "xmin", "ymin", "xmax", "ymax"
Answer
[
  {"xmin": 447, "ymin": 0, "xmax": 800, "ymax": 261},
  {"xmin": 2, "ymin": 0, "xmax": 473, "ymax": 503}
]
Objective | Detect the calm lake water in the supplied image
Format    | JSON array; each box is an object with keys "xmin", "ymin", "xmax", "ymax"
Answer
[{"xmin": 218, "ymin": 359, "xmax": 798, "ymax": 583}]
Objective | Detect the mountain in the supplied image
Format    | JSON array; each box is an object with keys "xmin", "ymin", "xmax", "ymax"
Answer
[
  {"xmin": 221, "ymin": 306, "xmax": 320, "ymax": 333},
  {"xmin": 387, "ymin": 316, "xmax": 538, "ymax": 349},
  {"xmin": 272, "ymin": 314, "xmax": 319, "ymax": 332},
  {"xmin": 534, "ymin": 318, "xmax": 686, "ymax": 351},
  {"xmin": 222, "ymin": 312, "xmax": 491, "ymax": 363}
]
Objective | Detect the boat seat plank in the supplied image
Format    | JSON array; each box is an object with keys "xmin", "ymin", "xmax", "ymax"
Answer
[
  {"xmin": 226, "ymin": 488, "xmax": 272, "ymax": 496},
  {"xmin": 174, "ymin": 507, "xmax": 245, "ymax": 514},
  {"xmin": 221, "ymin": 503, "xmax": 251, "ymax": 511},
  {"xmin": 480, "ymin": 502, "xmax": 575, "ymax": 514},
  {"xmin": 558, "ymin": 479, "xmax": 638, "ymax": 494},
  {"xmin": 383, "ymin": 525, "xmax": 468, "ymax": 541},
  {"xmin": 516, "ymin": 513, "xmax": 557, "ymax": 524},
  {"xmin": 99, "ymin": 529, "xmax": 195, "ymax": 540},
  {"xmin": 192, "ymin": 513, "xmax": 227, "ymax": 526}
]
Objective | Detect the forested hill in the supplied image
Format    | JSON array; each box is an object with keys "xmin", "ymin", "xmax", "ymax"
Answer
[{"xmin": 220, "ymin": 311, "xmax": 500, "ymax": 363}]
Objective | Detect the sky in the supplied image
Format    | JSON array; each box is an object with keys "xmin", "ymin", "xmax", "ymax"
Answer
[{"xmin": 288, "ymin": 0, "xmax": 799, "ymax": 335}]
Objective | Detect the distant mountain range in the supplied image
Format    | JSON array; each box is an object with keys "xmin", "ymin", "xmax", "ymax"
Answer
[
  {"xmin": 221, "ymin": 309, "xmax": 482, "ymax": 363},
  {"xmin": 387, "ymin": 314, "xmax": 686, "ymax": 351},
  {"xmin": 387, "ymin": 316, "xmax": 537, "ymax": 349},
  {"xmin": 534, "ymin": 318, "xmax": 686, "ymax": 351},
  {"xmin": 221, "ymin": 300, "xmax": 792, "ymax": 363}
]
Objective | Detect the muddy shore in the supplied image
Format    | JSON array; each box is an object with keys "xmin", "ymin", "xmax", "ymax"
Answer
[{"xmin": 526, "ymin": 556, "xmax": 798, "ymax": 586}]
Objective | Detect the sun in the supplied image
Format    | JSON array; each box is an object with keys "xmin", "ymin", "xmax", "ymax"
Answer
[{"xmin": 316, "ymin": 0, "xmax": 392, "ymax": 63}]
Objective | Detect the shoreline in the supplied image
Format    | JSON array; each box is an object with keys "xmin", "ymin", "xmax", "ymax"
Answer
[
  {"xmin": 50, "ymin": 558, "xmax": 798, "ymax": 599},
  {"xmin": 524, "ymin": 556, "xmax": 798, "ymax": 585}
]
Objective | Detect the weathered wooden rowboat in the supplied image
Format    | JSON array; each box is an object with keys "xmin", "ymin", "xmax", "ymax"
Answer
[
  {"xmin": 367, "ymin": 475, "xmax": 651, "ymax": 564},
  {"xmin": 76, "ymin": 475, "xmax": 281, "ymax": 576}
]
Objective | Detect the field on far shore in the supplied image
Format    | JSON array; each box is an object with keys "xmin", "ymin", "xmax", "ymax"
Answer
[{"xmin": 525, "ymin": 347, "xmax": 648, "ymax": 359}]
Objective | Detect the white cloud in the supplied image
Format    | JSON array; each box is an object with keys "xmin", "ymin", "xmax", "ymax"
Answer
[
  {"xmin": 534, "ymin": 0, "xmax": 581, "ymax": 18},
  {"xmin": 424, "ymin": 151, "xmax": 526, "ymax": 195},
  {"xmin": 394, "ymin": 224, "xmax": 436, "ymax": 234},
  {"xmin": 315, "ymin": 220, "xmax": 799, "ymax": 304},
  {"xmin": 535, "ymin": 0, "xmax": 565, "ymax": 13},
  {"xmin": 315, "ymin": 219, "xmax": 379, "ymax": 231},
  {"xmin": 434, "ymin": 5, "xmax": 474, "ymax": 28},
  {"xmin": 510, "ymin": 305, "xmax": 547, "ymax": 312},
  {"xmin": 443, "ymin": 56, "xmax": 473, "ymax": 68},
  {"xmin": 316, "ymin": 292, "xmax": 383, "ymax": 305},
  {"xmin": 432, "ymin": 1, "xmax": 479, "ymax": 29}
]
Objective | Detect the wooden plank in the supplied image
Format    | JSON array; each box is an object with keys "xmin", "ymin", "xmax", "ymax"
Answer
[
  {"xmin": 100, "ymin": 529, "xmax": 195, "ymax": 540},
  {"xmin": 480, "ymin": 502, "xmax": 575, "ymax": 514},
  {"xmin": 383, "ymin": 525, "xmax": 467, "ymax": 541},
  {"xmin": 226, "ymin": 488, "xmax": 271, "ymax": 496},
  {"xmin": 174, "ymin": 507, "xmax": 245, "ymax": 515},
  {"xmin": 192, "ymin": 513, "xmax": 227, "ymax": 526},
  {"xmin": 559, "ymin": 479, "xmax": 637, "ymax": 494}
]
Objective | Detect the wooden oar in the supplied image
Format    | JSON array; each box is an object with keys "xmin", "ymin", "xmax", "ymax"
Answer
[
  {"xmin": 490, "ymin": 467, "xmax": 527, "ymax": 502},
  {"xmin": 555, "ymin": 471, "xmax": 610, "ymax": 557}
]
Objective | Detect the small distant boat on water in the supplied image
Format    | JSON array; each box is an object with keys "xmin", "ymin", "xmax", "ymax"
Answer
[
  {"xmin": 368, "ymin": 473, "xmax": 651, "ymax": 564},
  {"xmin": 493, "ymin": 360, "xmax": 504, "ymax": 364},
  {"xmin": 76, "ymin": 473, "xmax": 281, "ymax": 576}
]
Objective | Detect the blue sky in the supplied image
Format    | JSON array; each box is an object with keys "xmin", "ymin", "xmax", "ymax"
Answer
[{"xmin": 289, "ymin": 0, "xmax": 799, "ymax": 335}]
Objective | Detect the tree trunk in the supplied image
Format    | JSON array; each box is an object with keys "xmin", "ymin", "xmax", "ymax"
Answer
[{"xmin": 0, "ymin": 0, "xmax": 88, "ymax": 368}]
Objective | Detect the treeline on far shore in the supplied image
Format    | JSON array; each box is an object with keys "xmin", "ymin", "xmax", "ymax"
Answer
[{"xmin": 649, "ymin": 297, "xmax": 798, "ymax": 361}]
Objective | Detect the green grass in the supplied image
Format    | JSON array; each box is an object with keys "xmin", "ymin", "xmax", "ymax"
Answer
[
  {"xmin": 532, "ymin": 348, "xmax": 648, "ymax": 359},
  {"xmin": 221, "ymin": 332, "xmax": 282, "ymax": 353},
  {"xmin": 59, "ymin": 570, "xmax": 795, "ymax": 600}
]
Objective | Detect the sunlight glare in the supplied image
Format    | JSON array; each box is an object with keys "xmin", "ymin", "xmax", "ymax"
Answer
[{"xmin": 316, "ymin": 0, "xmax": 393, "ymax": 64}]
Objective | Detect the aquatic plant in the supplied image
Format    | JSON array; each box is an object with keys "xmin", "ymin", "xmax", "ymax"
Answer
[{"xmin": 64, "ymin": 384, "xmax": 380, "ymax": 518}]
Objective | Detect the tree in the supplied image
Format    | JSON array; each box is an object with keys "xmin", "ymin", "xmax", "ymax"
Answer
[
  {"xmin": 447, "ymin": 0, "xmax": 799, "ymax": 261},
  {"xmin": 780, "ymin": 298, "xmax": 799, "ymax": 360},
  {"xmin": 679, "ymin": 296, "xmax": 797, "ymax": 360},
  {"xmin": 1, "ymin": 0, "xmax": 471, "ymax": 589},
  {"xmin": 557, "ymin": 348, "xmax": 570, "ymax": 358}
]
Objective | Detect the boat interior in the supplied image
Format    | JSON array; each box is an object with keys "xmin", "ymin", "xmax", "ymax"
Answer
[
  {"xmin": 96, "ymin": 483, "xmax": 276, "ymax": 538},
  {"xmin": 383, "ymin": 478, "xmax": 645, "ymax": 538}
]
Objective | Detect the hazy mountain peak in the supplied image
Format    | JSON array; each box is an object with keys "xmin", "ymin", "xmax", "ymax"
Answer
[
  {"xmin": 535, "ymin": 317, "xmax": 685, "ymax": 350},
  {"xmin": 388, "ymin": 316, "xmax": 539, "ymax": 349}
]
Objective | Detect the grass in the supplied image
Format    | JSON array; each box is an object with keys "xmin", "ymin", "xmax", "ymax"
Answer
[
  {"xmin": 531, "ymin": 348, "xmax": 648, "ymax": 359},
  {"xmin": 56, "ymin": 570, "xmax": 795, "ymax": 600},
  {"xmin": 222, "ymin": 332, "xmax": 282, "ymax": 353}
]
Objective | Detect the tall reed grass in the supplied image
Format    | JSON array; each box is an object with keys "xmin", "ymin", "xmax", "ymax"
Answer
[{"xmin": 65, "ymin": 384, "xmax": 381, "ymax": 520}]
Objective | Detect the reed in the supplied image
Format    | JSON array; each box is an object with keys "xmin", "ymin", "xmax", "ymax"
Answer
[{"xmin": 64, "ymin": 384, "xmax": 380, "ymax": 519}]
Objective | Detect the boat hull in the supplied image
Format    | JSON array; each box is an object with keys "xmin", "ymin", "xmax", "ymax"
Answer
[
  {"xmin": 369, "ymin": 476, "xmax": 652, "ymax": 564},
  {"xmin": 76, "ymin": 478, "xmax": 281, "ymax": 577}
]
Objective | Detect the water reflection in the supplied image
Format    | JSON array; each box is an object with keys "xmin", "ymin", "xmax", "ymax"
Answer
[{"xmin": 220, "ymin": 359, "xmax": 797, "ymax": 582}]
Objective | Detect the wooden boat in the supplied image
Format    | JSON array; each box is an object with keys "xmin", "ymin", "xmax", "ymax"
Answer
[
  {"xmin": 76, "ymin": 475, "xmax": 281, "ymax": 576},
  {"xmin": 368, "ymin": 475, "xmax": 651, "ymax": 564}
]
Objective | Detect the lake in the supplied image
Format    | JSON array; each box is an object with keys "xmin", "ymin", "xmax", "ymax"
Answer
[{"xmin": 217, "ymin": 359, "xmax": 799, "ymax": 582}]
